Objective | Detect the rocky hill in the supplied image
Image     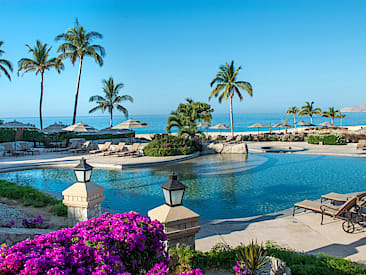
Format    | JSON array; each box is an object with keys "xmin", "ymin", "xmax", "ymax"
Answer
[{"xmin": 340, "ymin": 104, "xmax": 366, "ymax": 112}]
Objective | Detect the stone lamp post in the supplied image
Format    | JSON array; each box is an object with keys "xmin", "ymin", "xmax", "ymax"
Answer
[
  {"xmin": 62, "ymin": 158, "xmax": 105, "ymax": 226},
  {"xmin": 148, "ymin": 174, "xmax": 200, "ymax": 250}
]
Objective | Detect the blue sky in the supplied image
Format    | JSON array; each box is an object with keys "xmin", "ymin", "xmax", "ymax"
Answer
[{"xmin": 0, "ymin": 0, "xmax": 365, "ymax": 118}]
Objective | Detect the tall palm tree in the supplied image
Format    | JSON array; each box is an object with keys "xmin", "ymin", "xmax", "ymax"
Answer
[
  {"xmin": 56, "ymin": 19, "xmax": 105, "ymax": 124},
  {"xmin": 286, "ymin": 106, "xmax": 300, "ymax": 128},
  {"xmin": 0, "ymin": 41, "xmax": 13, "ymax": 81},
  {"xmin": 209, "ymin": 61, "xmax": 253, "ymax": 136},
  {"xmin": 89, "ymin": 77, "xmax": 133, "ymax": 127},
  {"xmin": 18, "ymin": 41, "xmax": 64, "ymax": 129},
  {"xmin": 322, "ymin": 107, "xmax": 339, "ymax": 124},
  {"xmin": 299, "ymin": 101, "xmax": 322, "ymax": 124},
  {"xmin": 337, "ymin": 112, "xmax": 346, "ymax": 127}
]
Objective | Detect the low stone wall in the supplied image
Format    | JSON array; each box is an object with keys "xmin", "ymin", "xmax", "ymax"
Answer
[
  {"xmin": 0, "ymin": 227, "xmax": 53, "ymax": 246},
  {"xmin": 201, "ymin": 142, "xmax": 248, "ymax": 155}
]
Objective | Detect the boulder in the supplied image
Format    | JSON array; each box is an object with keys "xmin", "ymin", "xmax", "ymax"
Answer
[{"xmin": 201, "ymin": 142, "xmax": 248, "ymax": 155}]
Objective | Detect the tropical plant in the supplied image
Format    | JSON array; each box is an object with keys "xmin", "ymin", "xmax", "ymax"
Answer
[
  {"xmin": 18, "ymin": 41, "xmax": 64, "ymax": 129},
  {"xmin": 209, "ymin": 61, "xmax": 253, "ymax": 136},
  {"xmin": 322, "ymin": 107, "xmax": 339, "ymax": 124},
  {"xmin": 337, "ymin": 112, "xmax": 346, "ymax": 127},
  {"xmin": 56, "ymin": 18, "xmax": 105, "ymax": 124},
  {"xmin": 286, "ymin": 106, "xmax": 299, "ymax": 128},
  {"xmin": 299, "ymin": 101, "xmax": 322, "ymax": 124},
  {"xmin": 237, "ymin": 240, "xmax": 270, "ymax": 275},
  {"xmin": 89, "ymin": 77, "xmax": 133, "ymax": 127},
  {"xmin": 166, "ymin": 98, "xmax": 214, "ymax": 138},
  {"xmin": 0, "ymin": 41, "xmax": 13, "ymax": 81},
  {"xmin": 281, "ymin": 118, "xmax": 291, "ymax": 134}
]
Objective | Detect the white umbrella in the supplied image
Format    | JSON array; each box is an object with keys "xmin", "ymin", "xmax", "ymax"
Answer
[
  {"xmin": 248, "ymin": 123, "xmax": 269, "ymax": 135},
  {"xmin": 62, "ymin": 122, "xmax": 98, "ymax": 133},
  {"xmin": 112, "ymin": 119, "xmax": 150, "ymax": 143}
]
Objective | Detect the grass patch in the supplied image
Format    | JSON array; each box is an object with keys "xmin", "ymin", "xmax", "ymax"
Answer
[{"xmin": 0, "ymin": 180, "xmax": 67, "ymax": 217}]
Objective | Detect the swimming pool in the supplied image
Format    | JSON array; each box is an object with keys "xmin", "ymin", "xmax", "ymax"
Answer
[{"xmin": 1, "ymin": 153, "xmax": 366, "ymax": 219}]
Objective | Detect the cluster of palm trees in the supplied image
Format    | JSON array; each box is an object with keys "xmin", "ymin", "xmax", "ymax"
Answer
[
  {"xmin": 166, "ymin": 98, "xmax": 214, "ymax": 137},
  {"xmin": 286, "ymin": 101, "xmax": 346, "ymax": 127},
  {"xmin": 0, "ymin": 19, "xmax": 132, "ymax": 130}
]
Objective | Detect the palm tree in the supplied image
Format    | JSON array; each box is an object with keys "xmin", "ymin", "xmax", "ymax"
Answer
[
  {"xmin": 209, "ymin": 61, "xmax": 253, "ymax": 136},
  {"xmin": 0, "ymin": 41, "xmax": 13, "ymax": 81},
  {"xmin": 322, "ymin": 107, "xmax": 339, "ymax": 124},
  {"xmin": 18, "ymin": 41, "xmax": 64, "ymax": 129},
  {"xmin": 299, "ymin": 101, "xmax": 322, "ymax": 124},
  {"xmin": 337, "ymin": 112, "xmax": 346, "ymax": 127},
  {"xmin": 56, "ymin": 19, "xmax": 105, "ymax": 124},
  {"xmin": 89, "ymin": 77, "xmax": 133, "ymax": 127},
  {"xmin": 286, "ymin": 106, "xmax": 299, "ymax": 128}
]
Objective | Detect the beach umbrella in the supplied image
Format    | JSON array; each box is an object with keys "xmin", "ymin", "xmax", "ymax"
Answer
[
  {"xmin": 43, "ymin": 123, "xmax": 67, "ymax": 134},
  {"xmin": 248, "ymin": 122, "xmax": 269, "ymax": 135},
  {"xmin": 319, "ymin": 122, "xmax": 335, "ymax": 128},
  {"xmin": 93, "ymin": 127, "xmax": 133, "ymax": 135},
  {"xmin": 62, "ymin": 122, "xmax": 98, "ymax": 133},
  {"xmin": 295, "ymin": 121, "xmax": 314, "ymax": 127},
  {"xmin": 196, "ymin": 122, "xmax": 207, "ymax": 127},
  {"xmin": 112, "ymin": 119, "xmax": 150, "ymax": 142},
  {"xmin": 210, "ymin": 123, "xmax": 230, "ymax": 130},
  {"xmin": 0, "ymin": 120, "xmax": 37, "ymax": 129}
]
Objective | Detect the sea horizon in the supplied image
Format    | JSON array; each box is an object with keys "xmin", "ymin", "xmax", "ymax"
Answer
[{"xmin": 2, "ymin": 112, "xmax": 366, "ymax": 134}]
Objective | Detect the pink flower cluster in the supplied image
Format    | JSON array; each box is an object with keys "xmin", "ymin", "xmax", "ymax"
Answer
[
  {"xmin": 233, "ymin": 261, "xmax": 247, "ymax": 275},
  {"xmin": 180, "ymin": 268, "xmax": 203, "ymax": 275},
  {"xmin": 0, "ymin": 212, "xmax": 168, "ymax": 275},
  {"xmin": 22, "ymin": 216, "xmax": 49, "ymax": 229}
]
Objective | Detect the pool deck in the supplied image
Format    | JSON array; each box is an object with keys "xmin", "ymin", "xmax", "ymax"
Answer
[{"xmin": 197, "ymin": 207, "xmax": 366, "ymax": 264}]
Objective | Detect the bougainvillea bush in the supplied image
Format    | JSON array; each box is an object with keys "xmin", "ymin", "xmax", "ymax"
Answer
[
  {"xmin": 0, "ymin": 212, "xmax": 168, "ymax": 275},
  {"xmin": 143, "ymin": 135, "xmax": 196, "ymax": 157}
]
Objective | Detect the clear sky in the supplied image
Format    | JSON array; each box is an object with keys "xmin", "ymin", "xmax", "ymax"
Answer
[{"xmin": 0, "ymin": 0, "xmax": 365, "ymax": 118}]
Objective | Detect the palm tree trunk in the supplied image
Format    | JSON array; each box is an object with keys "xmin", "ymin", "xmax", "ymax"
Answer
[
  {"xmin": 230, "ymin": 95, "xmax": 234, "ymax": 137},
  {"xmin": 310, "ymin": 115, "xmax": 313, "ymax": 124},
  {"xmin": 110, "ymin": 109, "xmax": 113, "ymax": 128},
  {"xmin": 293, "ymin": 114, "xmax": 297, "ymax": 128},
  {"xmin": 341, "ymin": 118, "xmax": 343, "ymax": 127},
  {"xmin": 72, "ymin": 58, "xmax": 83, "ymax": 125},
  {"xmin": 39, "ymin": 72, "xmax": 44, "ymax": 130},
  {"xmin": 331, "ymin": 117, "xmax": 334, "ymax": 124}
]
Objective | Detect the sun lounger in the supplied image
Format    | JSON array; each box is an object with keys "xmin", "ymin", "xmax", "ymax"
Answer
[
  {"xmin": 118, "ymin": 143, "xmax": 140, "ymax": 157},
  {"xmin": 103, "ymin": 142, "xmax": 126, "ymax": 156},
  {"xmin": 70, "ymin": 141, "xmax": 91, "ymax": 154},
  {"xmin": 89, "ymin": 142, "xmax": 112, "ymax": 155},
  {"xmin": 293, "ymin": 196, "xmax": 358, "ymax": 232},
  {"xmin": 321, "ymin": 192, "xmax": 350, "ymax": 203},
  {"xmin": 3, "ymin": 143, "xmax": 24, "ymax": 157},
  {"xmin": 56, "ymin": 140, "xmax": 80, "ymax": 152},
  {"xmin": 20, "ymin": 142, "xmax": 40, "ymax": 155},
  {"xmin": 357, "ymin": 140, "xmax": 366, "ymax": 150}
]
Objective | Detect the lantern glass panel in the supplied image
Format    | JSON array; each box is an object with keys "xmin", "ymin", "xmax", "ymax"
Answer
[
  {"xmin": 74, "ymin": 170, "xmax": 85, "ymax": 182},
  {"xmin": 85, "ymin": 170, "xmax": 92, "ymax": 182},
  {"xmin": 171, "ymin": 189, "xmax": 184, "ymax": 206},
  {"xmin": 162, "ymin": 189, "xmax": 171, "ymax": 205}
]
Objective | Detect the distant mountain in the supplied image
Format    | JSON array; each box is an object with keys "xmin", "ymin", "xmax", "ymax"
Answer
[{"xmin": 341, "ymin": 104, "xmax": 366, "ymax": 112}]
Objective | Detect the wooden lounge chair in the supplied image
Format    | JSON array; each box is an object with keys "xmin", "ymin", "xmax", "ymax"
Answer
[
  {"xmin": 293, "ymin": 196, "xmax": 358, "ymax": 232},
  {"xmin": 234, "ymin": 135, "xmax": 242, "ymax": 143},
  {"xmin": 70, "ymin": 141, "xmax": 91, "ymax": 154},
  {"xmin": 20, "ymin": 142, "xmax": 40, "ymax": 155},
  {"xmin": 357, "ymin": 140, "xmax": 366, "ymax": 150},
  {"xmin": 56, "ymin": 140, "xmax": 80, "ymax": 152},
  {"xmin": 211, "ymin": 135, "xmax": 218, "ymax": 142},
  {"xmin": 321, "ymin": 192, "xmax": 350, "ymax": 203},
  {"xmin": 103, "ymin": 142, "xmax": 126, "ymax": 156},
  {"xmin": 89, "ymin": 142, "xmax": 112, "ymax": 155},
  {"xmin": 118, "ymin": 143, "xmax": 140, "ymax": 157},
  {"xmin": 3, "ymin": 143, "xmax": 24, "ymax": 157},
  {"xmin": 224, "ymin": 136, "xmax": 233, "ymax": 143}
]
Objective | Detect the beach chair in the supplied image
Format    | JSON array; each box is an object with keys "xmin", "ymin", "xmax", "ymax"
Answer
[
  {"xmin": 356, "ymin": 140, "xmax": 366, "ymax": 150},
  {"xmin": 224, "ymin": 136, "xmax": 233, "ymax": 143},
  {"xmin": 103, "ymin": 142, "xmax": 126, "ymax": 156},
  {"xmin": 293, "ymin": 196, "xmax": 357, "ymax": 232},
  {"xmin": 3, "ymin": 143, "xmax": 23, "ymax": 157},
  {"xmin": 89, "ymin": 142, "xmax": 112, "ymax": 155},
  {"xmin": 118, "ymin": 143, "xmax": 140, "ymax": 157},
  {"xmin": 321, "ymin": 192, "xmax": 349, "ymax": 204},
  {"xmin": 20, "ymin": 142, "xmax": 40, "ymax": 155},
  {"xmin": 70, "ymin": 141, "xmax": 91, "ymax": 154},
  {"xmin": 211, "ymin": 135, "xmax": 218, "ymax": 142},
  {"xmin": 234, "ymin": 135, "xmax": 242, "ymax": 143},
  {"xmin": 56, "ymin": 140, "xmax": 80, "ymax": 152}
]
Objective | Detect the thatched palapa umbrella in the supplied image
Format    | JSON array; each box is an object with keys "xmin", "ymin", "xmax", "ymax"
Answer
[
  {"xmin": 248, "ymin": 123, "xmax": 269, "ymax": 135},
  {"xmin": 210, "ymin": 123, "xmax": 230, "ymax": 134},
  {"xmin": 296, "ymin": 121, "xmax": 314, "ymax": 127},
  {"xmin": 62, "ymin": 122, "xmax": 98, "ymax": 133},
  {"xmin": 319, "ymin": 122, "xmax": 335, "ymax": 128},
  {"xmin": 0, "ymin": 121, "xmax": 38, "ymax": 149},
  {"xmin": 44, "ymin": 123, "xmax": 67, "ymax": 134},
  {"xmin": 112, "ymin": 119, "xmax": 150, "ymax": 143}
]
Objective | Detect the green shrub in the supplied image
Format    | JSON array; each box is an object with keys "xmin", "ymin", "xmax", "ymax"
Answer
[
  {"xmin": 143, "ymin": 135, "xmax": 196, "ymax": 156},
  {"xmin": 307, "ymin": 134, "xmax": 345, "ymax": 145},
  {"xmin": 0, "ymin": 180, "xmax": 67, "ymax": 216}
]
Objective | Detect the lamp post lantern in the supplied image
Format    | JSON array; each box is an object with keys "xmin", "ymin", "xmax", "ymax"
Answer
[
  {"xmin": 148, "ymin": 173, "xmax": 200, "ymax": 250},
  {"xmin": 73, "ymin": 158, "xmax": 93, "ymax": 183},
  {"xmin": 161, "ymin": 174, "xmax": 186, "ymax": 207},
  {"xmin": 62, "ymin": 158, "xmax": 105, "ymax": 226}
]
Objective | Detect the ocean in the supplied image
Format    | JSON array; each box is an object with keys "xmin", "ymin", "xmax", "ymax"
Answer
[{"xmin": 2, "ymin": 112, "xmax": 366, "ymax": 134}]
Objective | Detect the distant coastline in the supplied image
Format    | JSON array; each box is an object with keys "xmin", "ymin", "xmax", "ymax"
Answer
[{"xmin": 341, "ymin": 104, "xmax": 366, "ymax": 112}]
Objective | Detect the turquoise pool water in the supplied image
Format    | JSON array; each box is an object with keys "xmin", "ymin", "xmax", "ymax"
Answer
[{"xmin": 1, "ymin": 153, "xmax": 366, "ymax": 219}]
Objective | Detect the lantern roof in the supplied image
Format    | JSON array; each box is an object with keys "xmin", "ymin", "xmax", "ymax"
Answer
[
  {"xmin": 74, "ymin": 158, "xmax": 93, "ymax": 171},
  {"xmin": 161, "ymin": 174, "xmax": 186, "ymax": 191}
]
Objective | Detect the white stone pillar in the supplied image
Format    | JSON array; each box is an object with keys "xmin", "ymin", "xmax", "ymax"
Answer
[
  {"xmin": 62, "ymin": 181, "xmax": 105, "ymax": 226},
  {"xmin": 148, "ymin": 204, "xmax": 200, "ymax": 250}
]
